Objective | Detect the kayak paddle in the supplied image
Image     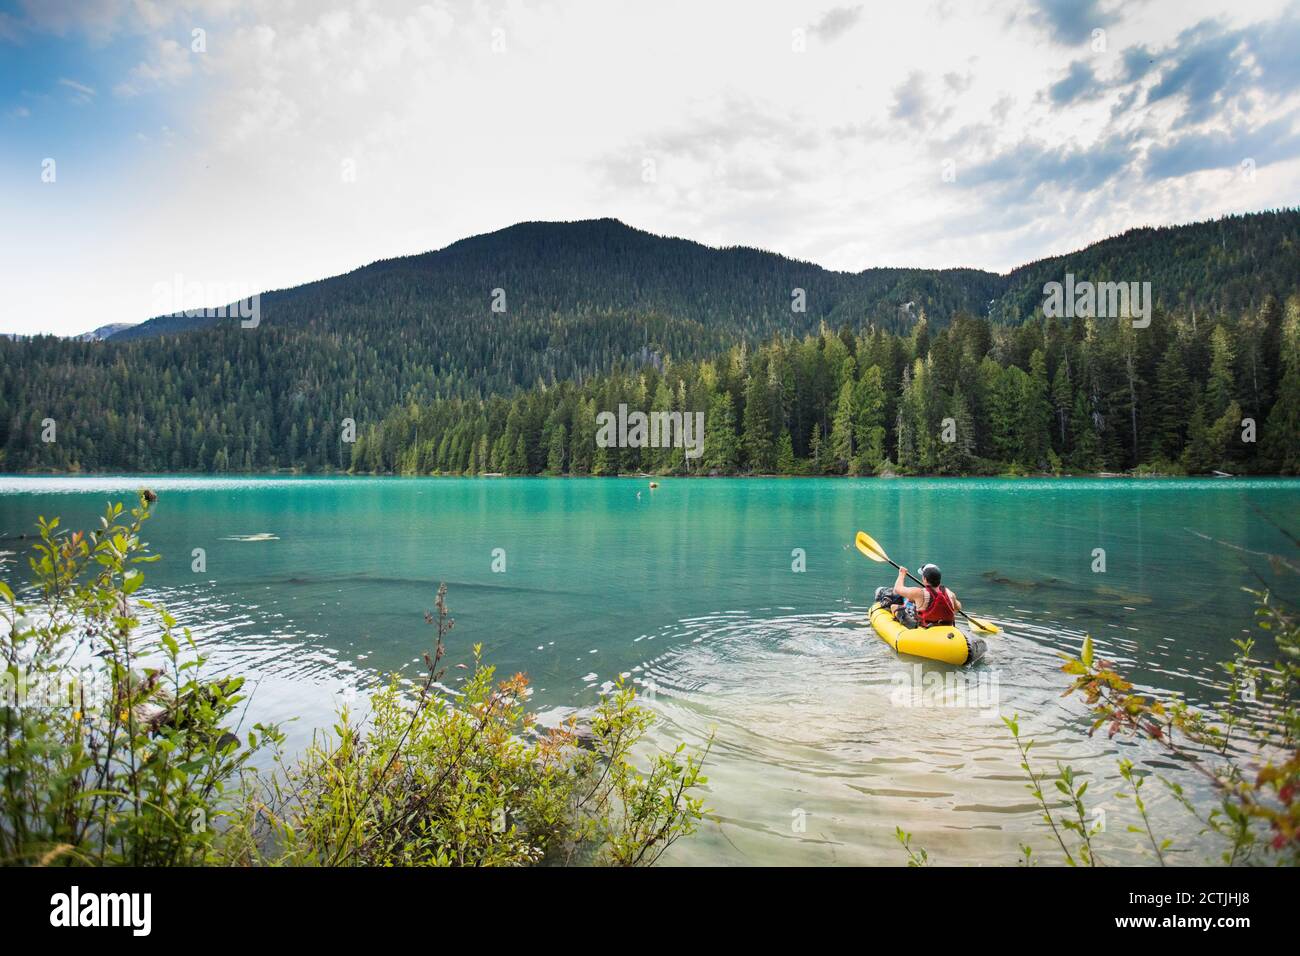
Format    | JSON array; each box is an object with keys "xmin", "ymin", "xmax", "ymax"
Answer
[{"xmin": 855, "ymin": 530, "xmax": 1002, "ymax": 634}]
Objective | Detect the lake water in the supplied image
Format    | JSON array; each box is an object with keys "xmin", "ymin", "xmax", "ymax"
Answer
[{"xmin": 2, "ymin": 476, "xmax": 1296, "ymax": 866}]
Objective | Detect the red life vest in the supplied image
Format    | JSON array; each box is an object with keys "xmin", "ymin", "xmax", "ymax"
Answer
[{"xmin": 918, "ymin": 584, "xmax": 956, "ymax": 627}]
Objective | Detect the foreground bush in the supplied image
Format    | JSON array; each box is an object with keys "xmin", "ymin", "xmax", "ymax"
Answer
[
  {"xmin": 1, "ymin": 497, "xmax": 709, "ymax": 867},
  {"xmin": 1040, "ymin": 574, "xmax": 1298, "ymax": 866},
  {"xmin": 0, "ymin": 496, "xmax": 274, "ymax": 865},
  {"xmin": 235, "ymin": 584, "xmax": 710, "ymax": 866}
]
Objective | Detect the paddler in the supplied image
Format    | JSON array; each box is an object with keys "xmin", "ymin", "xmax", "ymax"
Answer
[{"xmin": 876, "ymin": 563, "xmax": 960, "ymax": 628}]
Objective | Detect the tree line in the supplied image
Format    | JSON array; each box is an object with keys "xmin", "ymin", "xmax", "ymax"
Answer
[{"xmin": 351, "ymin": 298, "xmax": 1300, "ymax": 477}]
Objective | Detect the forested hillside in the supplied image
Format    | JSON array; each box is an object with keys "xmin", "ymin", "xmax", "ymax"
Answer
[
  {"xmin": 2, "ymin": 211, "xmax": 1298, "ymax": 473},
  {"xmin": 108, "ymin": 217, "xmax": 1001, "ymax": 343},
  {"xmin": 353, "ymin": 299, "xmax": 1300, "ymax": 477},
  {"xmin": 993, "ymin": 211, "xmax": 1300, "ymax": 323}
]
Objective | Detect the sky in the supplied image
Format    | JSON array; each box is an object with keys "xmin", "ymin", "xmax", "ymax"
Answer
[{"xmin": 2, "ymin": 0, "xmax": 1299, "ymax": 336}]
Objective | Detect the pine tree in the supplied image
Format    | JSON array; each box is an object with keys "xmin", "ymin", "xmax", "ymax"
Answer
[
  {"xmin": 808, "ymin": 424, "xmax": 826, "ymax": 476},
  {"xmin": 1050, "ymin": 360, "xmax": 1073, "ymax": 451},
  {"xmin": 1261, "ymin": 297, "xmax": 1300, "ymax": 473},
  {"xmin": 506, "ymin": 433, "xmax": 528, "ymax": 475},
  {"xmin": 1206, "ymin": 325, "xmax": 1236, "ymax": 418},
  {"xmin": 853, "ymin": 364, "xmax": 887, "ymax": 472},
  {"xmin": 895, "ymin": 366, "xmax": 918, "ymax": 471},
  {"xmin": 1108, "ymin": 323, "xmax": 1145, "ymax": 467},
  {"xmin": 776, "ymin": 430, "xmax": 796, "ymax": 474},
  {"xmin": 546, "ymin": 423, "xmax": 567, "ymax": 474},
  {"xmin": 1152, "ymin": 339, "xmax": 1191, "ymax": 461},
  {"xmin": 936, "ymin": 386, "xmax": 975, "ymax": 474},
  {"xmin": 1182, "ymin": 389, "xmax": 1216, "ymax": 474},
  {"xmin": 1238, "ymin": 305, "xmax": 1272, "ymax": 415},
  {"xmin": 703, "ymin": 390, "xmax": 741, "ymax": 474},
  {"xmin": 1069, "ymin": 388, "xmax": 1100, "ymax": 471},
  {"xmin": 909, "ymin": 313, "xmax": 930, "ymax": 361},
  {"xmin": 1020, "ymin": 349, "xmax": 1053, "ymax": 469},
  {"xmin": 570, "ymin": 399, "xmax": 595, "ymax": 475},
  {"xmin": 829, "ymin": 378, "xmax": 855, "ymax": 474},
  {"xmin": 592, "ymin": 440, "xmax": 615, "ymax": 476},
  {"xmin": 915, "ymin": 356, "xmax": 942, "ymax": 471},
  {"xmin": 1262, "ymin": 366, "xmax": 1300, "ymax": 474},
  {"xmin": 988, "ymin": 365, "xmax": 1028, "ymax": 464},
  {"xmin": 1211, "ymin": 401, "xmax": 1243, "ymax": 467},
  {"xmin": 647, "ymin": 381, "xmax": 674, "ymax": 473},
  {"xmin": 742, "ymin": 364, "xmax": 775, "ymax": 473}
]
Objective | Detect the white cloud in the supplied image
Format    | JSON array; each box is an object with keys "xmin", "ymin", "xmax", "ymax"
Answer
[
  {"xmin": 9, "ymin": 0, "xmax": 131, "ymax": 43},
  {"xmin": 3, "ymin": 0, "xmax": 1300, "ymax": 336},
  {"xmin": 807, "ymin": 5, "xmax": 863, "ymax": 41},
  {"xmin": 115, "ymin": 37, "xmax": 195, "ymax": 97},
  {"xmin": 57, "ymin": 76, "xmax": 97, "ymax": 103}
]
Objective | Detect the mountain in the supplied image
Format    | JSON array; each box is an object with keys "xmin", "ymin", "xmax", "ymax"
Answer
[
  {"xmin": 993, "ymin": 212, "xmax": 1300, "ymax": 323},
  {"xmin": 108, "ymin": 217, "xmax": 1000, "ymax": 344},
  {"xmin": 76, "ymin": 322, "xmax": 137, "ymax": 342},
  {"xmin": 2, "ymin": 210, "xmax": 1298, "ymax": 473},
  {"xmin": 109, "ymin": 211, "xmax": 1300, "ymax": 345}
]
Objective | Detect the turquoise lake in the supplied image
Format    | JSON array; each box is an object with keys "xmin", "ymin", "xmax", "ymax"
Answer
[{"xmin": 1, "ymin": 476, "xmax": 1297, "ymax": 865}]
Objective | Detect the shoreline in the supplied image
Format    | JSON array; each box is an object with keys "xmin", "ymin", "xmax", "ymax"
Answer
[{"xmin": 0, "ymin": 469, "xmax": 1289, "ymax": 480}]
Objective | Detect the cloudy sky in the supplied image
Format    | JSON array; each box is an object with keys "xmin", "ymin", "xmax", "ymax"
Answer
[{"xmin": 2, "ymin": 0, "xmax": 1298, "ymax": 336}]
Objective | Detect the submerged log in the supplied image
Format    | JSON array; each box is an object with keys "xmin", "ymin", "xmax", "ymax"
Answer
[{"xmin": 115, "ymin": 668, "xmax": 243, "ymax": 745}]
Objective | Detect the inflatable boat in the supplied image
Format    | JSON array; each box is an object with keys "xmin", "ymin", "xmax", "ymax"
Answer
[{"xmin": 869, "ymin": 602, "xmax": 987, "ymax": 666}]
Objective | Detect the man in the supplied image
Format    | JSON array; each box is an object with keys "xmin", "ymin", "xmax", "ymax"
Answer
[{"xmin": 875, "ymin": 563, "xmax": 961, "ymax": 628}]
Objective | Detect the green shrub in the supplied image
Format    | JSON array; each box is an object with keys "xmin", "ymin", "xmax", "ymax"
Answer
[
  {"xmin": 0, "ymin": 495, "xmax": 276, "ymax": 866},
  {"xmin": 1051, "ymin": 578, "xmax": 1298, "ymax": 865},
  {"xmin": 239, "ymin": 584, "xmax": 711, "ymax": 866}
]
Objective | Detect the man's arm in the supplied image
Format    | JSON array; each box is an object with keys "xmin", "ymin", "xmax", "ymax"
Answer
[{"xmin": 894, "ymin": 566, "xmax": 923, "ymax": 602}]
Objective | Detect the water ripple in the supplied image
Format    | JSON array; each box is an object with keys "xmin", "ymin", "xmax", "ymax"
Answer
[{"xmin": 627, "ymin": 605, "xmax": 1229, "ymax": 866}]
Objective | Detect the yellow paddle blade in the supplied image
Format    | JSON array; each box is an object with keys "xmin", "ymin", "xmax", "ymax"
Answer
[
  {"xmin": 965, "ymin": 614, "xmax": 1002, "ymax": 635},
  {"xmin": 855, "ymin": 530, "xmax": 889, "ymax": 563}
]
